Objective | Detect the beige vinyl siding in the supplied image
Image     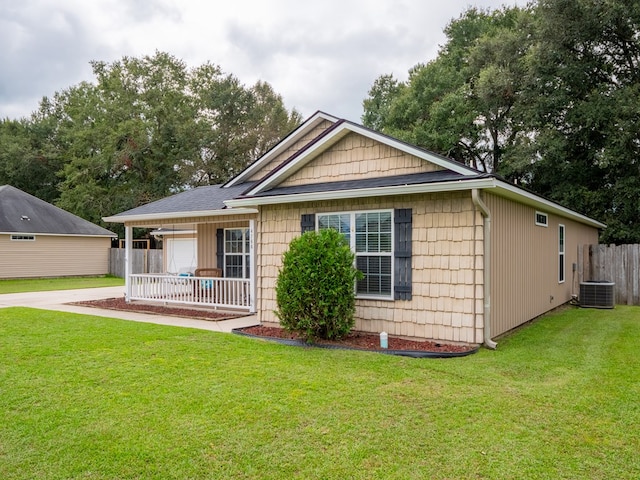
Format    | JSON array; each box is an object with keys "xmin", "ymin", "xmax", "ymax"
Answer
[
  {"xmin": 247, "ymin": 120, "xmax": 334, "ymax": 182},
  {"xmin": 197, "ymin": 221, "xmax": 251, "ymax": 270},
  {"xmin": 486, "ymin": 192, "xmax": 599, "ymax": 337},
  {"xmin": 0, "ymin": 235, "xmax": 111, "ymax": 279},
  {"xmin": 279, "ymin": 132, "xmax": 443, "ymax": 188},
  {"xmin": 257, "ymin": 191, "xmax": 485, "ymax": 344}
]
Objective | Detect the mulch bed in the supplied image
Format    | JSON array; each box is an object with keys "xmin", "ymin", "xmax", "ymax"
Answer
[
  {"xmin": 237, "ymin": 325, "xmax": 476, "ymax": 354},
  {"xmin": 71, "ymin": 298, "xmax": 477, "ymax": 355},
  {"xmin": 72, "ymin": 297, "xmax": 241, "ymax": 321}
]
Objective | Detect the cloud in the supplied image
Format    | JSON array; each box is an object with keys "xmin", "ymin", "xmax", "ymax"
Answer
[
  {"xmin": 0, "ymin": 3, "xmax": 99, "ymax": 117},
  {"xmin": 0, "ymin": 0, "xmax": 522, "ymax": 121}
]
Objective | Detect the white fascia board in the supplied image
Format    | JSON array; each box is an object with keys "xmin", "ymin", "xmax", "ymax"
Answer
[
  {"xmin": 102, "ymin": 207, "xmax": 258, "ymax": 224},
  {"xmin": 224, "ymin": 112, "xmax": 339, "ymax": 188},
  {"xmin": 226, "ymin": 178, "xmax": 606, "ymax": 229},
  {"xmin": 226, "ymin": 178, "xmax": 497, "ymax": 207},
  {"xmin": 246, "ymin": 122, "xmax": 479, "ymax": 197},
  {"xmin": 492, "ymin": 180, "xmax": 607, "ymax": 229}
]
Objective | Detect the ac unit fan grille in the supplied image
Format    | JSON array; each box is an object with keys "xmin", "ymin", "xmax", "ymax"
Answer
[{"xmin": 579, "ymin": 282, "xmax": 615, "ymax": 309}]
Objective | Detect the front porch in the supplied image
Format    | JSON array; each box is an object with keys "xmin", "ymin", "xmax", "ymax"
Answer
[{"xmin": 116, "ymin": 213, "xmax": 257, "ymax": 313}]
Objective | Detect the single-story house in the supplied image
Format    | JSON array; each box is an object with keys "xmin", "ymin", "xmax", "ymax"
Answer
[
  {"xmin": 104, "ymin": 112, "xmax": 604, "ymax": 347},
  {"xmin": 0, "ymin": 185, "xmax": 117, "ymax": 279}
]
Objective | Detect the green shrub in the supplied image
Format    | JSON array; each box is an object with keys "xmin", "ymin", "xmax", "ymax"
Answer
[{"xmin": 275, "ymin": 228, "xmax": 363, "ymax": 341}]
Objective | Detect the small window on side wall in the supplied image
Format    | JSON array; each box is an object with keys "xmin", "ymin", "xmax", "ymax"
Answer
[{"xmin": 535, "ymin": 211, "xmax": 548, "ymax": 227}]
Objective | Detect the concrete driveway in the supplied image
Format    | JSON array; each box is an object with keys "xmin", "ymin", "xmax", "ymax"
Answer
[{"xmin": 0, "ymin": 286, "xmax": 259, "ymax": 333}]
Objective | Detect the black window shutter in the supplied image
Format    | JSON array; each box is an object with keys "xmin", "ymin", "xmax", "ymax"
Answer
[
  {"xmin": 394, "ymin": 208, "xmax": 412, "ymax": 300},
  {"xmin": 301, "ymin": 214, "xmax": 316, "ymax": 233},
  {"xmin": 216, "ymin": 228, "xmax": 224, "ymax": 270}
]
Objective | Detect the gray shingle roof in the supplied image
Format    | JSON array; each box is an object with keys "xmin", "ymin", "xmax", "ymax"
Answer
[
  {"xmin": 252, "ymin": 170, "xmax": 489, "ymax": 197},
  {"xmin": 108, "ymin": 183, "xmax": 255, "ymax": 218},
  {"xmin": 0, "ymin": 185, "xmax": 116, "ymax": 236}
]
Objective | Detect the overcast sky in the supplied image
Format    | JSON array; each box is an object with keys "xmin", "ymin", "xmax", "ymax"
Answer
[{"xmin": 1, "ymin": 0, "xmax": 520, "ymax": 123}]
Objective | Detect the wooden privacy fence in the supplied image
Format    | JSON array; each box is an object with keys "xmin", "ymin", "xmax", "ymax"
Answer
[
  {"xmin": 109, "ymin": 248, "xmax": 163, "ymax": 278},
  {"xmin": 579, "ymin": 244, "xmax": 640, "ymax": 305}
]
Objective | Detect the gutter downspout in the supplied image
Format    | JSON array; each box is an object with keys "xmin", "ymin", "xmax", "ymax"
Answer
[{"xmin": 472, "ymin": 189, "xmax": 498, "ymax": 350}]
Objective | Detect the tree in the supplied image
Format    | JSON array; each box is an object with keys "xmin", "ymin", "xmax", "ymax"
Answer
[
  {"xmin": 21, "ymin": 52, "xmax": 301, "ymax": 234},
  {"xmin": 186, "ymin": 67, "xmax": 301, "ymax": 185},
  {"xmin": 275, "ymin": 229, "xmax": 363, "ymax": 341},
  {"xmin": 362, "ymin": 1, "xmax": 640, "ymax": 243},
  {"xmin": 0, "ymin": 117, "xmax": 62, "ymax": 203},
  {"xmin": 41, "ymin": 53, "xmax": 198, "ymax": 229},
  {"xmin": 362, "ymin": 6, "xmax": 535, "ymax": 179},
  {"xmin": 528, "ymin": 0, "xmax": 640, "ymax": 243}
]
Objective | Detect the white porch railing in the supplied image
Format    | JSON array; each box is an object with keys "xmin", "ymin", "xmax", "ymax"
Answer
[{"xmin": 129, "ymin": 274, "xmax": 252, "ymax": 311}]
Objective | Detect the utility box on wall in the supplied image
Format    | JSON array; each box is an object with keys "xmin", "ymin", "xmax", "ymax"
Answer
[{"xmin": 579, "ymin": 281, "xmax": 615, "ymax": 309}]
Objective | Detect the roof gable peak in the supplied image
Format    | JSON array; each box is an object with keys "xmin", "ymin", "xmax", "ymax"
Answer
[
  {"xmin": 224, "ymin": 111, "xmax": 339, "ymax": 188},
  {"xmin": 243, "ymin": 119, "xmax": 480, "ymax": 197}
]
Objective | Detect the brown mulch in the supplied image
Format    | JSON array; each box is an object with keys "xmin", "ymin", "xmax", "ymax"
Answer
[
  {"xmin": 238, "ymin": 325, "xmax": 475, "ymax": 353},
  {"xmin": 71, "ymin": 298, "xmax": 476, "ymax": 354},
  {"xmin": 72, "ymin": 297, "xmax": 241, "ymax": 321}
]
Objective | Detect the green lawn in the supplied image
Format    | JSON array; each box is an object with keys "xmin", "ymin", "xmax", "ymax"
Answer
[
  {"xmin": 1, "ymin": 306, "xmax": 638, "ymax": 479},
  {"xmin": 0, "ymin": 275, "xmax": 124, "ymax": 294}
]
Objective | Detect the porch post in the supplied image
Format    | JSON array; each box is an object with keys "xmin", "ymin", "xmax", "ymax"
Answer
[
  {"xmin": 124, "ymin": 225, "xmax": 133, "ymax": 302},
  {"xmin": 249, "ymin": 219, "xmax": 256, "ymax": 313}
]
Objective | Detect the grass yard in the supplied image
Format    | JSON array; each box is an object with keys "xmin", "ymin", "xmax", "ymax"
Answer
[
  {"xmin": 0, "ymin": 276, "xmax": 124, "ymax": 294},
  {"xmin": 1, "ymin": 305, "xmax": 639, "ymax": 479}
]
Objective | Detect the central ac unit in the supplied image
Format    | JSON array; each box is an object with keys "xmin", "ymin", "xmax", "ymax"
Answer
[{"xmin": 579, "ymin": 281, "xmax": 615, "ymax": 309}]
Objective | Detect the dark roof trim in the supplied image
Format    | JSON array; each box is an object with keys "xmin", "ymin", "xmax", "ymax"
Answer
[
  {"xmin": 224, "ymin": 111, "xmax": 339, "ymax": 188},
  {"xmin": 250, "ymin": 170, "xmax": 482, "ymax": 197}
]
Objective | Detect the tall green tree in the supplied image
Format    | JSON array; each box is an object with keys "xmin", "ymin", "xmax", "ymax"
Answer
[
  {"xmin": 187, "ymin": 67, "xmax": 301, "ymax": 185},
  {"xmin": 528, "ymin": 0, "xmax": 640, "ymax": 243},
  {"xmin": 363, "ymin": 6, "xmax": 535, "ymax": 179},
  {"xmin": 0, "ymin": 117, "xmax": 62, "ymax": 203},
  {"xmin": 20, "ymin": 51, "xmax": 301, "ymax": 233},
  {"xmin": 48, "ymin": 53, "xmax": 197, "ymax": 227},
  {"xmin": 362, "ymin": 1, "xmax": 640, "ymax": 243}
]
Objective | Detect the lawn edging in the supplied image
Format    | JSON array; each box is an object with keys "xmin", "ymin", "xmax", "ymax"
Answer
[{"xmin": 231, "ymin": 328, "xmax": 479, "ymax": 358}]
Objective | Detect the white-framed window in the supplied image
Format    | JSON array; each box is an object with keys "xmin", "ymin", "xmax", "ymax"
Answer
[
  {"xmin": 11, "ymin": 235, "xmax": 35, "ymax": 241},
  {"xmin": 318, "ymin": 210, "xmax": 393, "ymax": 299},
  {"xmin": 224, "ymin": 228, "xmax": 250, "ymax": 278},
  {"xmin": 535, "ymin": 211, "xmax": 548, "ymax": 227},
  {"xmin": 558, "ymin": 224, "xmax": 565, "ymax": 283}
]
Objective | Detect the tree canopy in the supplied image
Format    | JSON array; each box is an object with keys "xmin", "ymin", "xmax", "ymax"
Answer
[
  {"xmin": 362, "ymin": 0, "xmax": 640, "ymax": 243},
  {"xmin": 0, "ymin": 51, "xmax": 301, "ymax": 234}
]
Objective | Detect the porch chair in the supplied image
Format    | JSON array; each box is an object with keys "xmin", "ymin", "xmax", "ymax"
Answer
[{"xmin": 193, "ymin": 268, "xmax": 222, "ymax": 301}]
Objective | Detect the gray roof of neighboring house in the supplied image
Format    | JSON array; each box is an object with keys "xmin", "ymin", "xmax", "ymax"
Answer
[
  {"xmin": 107, "ymin": 183, "xmax": 255, "ymax": 218},
  {"xmin": 252, "ymin": 170, "xmax": 489, "ymax": 197},
  {"xmin": 0, "ymin": 185, "xmax": 116, "ymax": 236}
]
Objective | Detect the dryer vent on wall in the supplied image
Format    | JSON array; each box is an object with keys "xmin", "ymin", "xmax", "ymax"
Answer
[{"xmin": 579, "ymin": 281, "xmax": 615, "ymax": 309}]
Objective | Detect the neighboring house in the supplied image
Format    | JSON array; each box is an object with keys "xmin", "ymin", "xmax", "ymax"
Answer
[
  {"xmin": 104, "ymin": 112, "xmax": 604, "ymax": 347},
  {"xmin": 0, "ymin": 185, "xmax": 117, "ymax": 279}
]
